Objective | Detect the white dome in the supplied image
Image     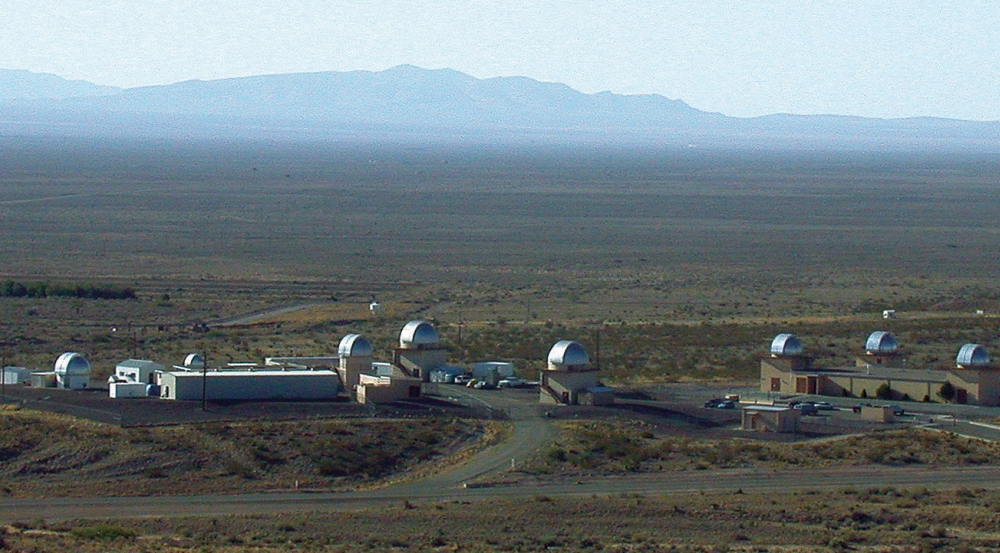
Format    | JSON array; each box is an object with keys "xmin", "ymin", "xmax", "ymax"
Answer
[
  {"xmin": 183, "ymin": 353, "xmax": 205, "ymax": 369},
  {"xmin": 547, "ymin": 340, "xmax": 590, "ymax": 368},
  {"xmin": 770, "ymin": 334, "xmax": 804, "ymax": 357},
  {"xmin": 865, "ymin": 331, "xmax": 899, "ymax": 355},
  {"xmin": 54, "ymin": 352, "xmax": 91, "ymax": 376},
  {"xmin": 957, "ymin": 343, "xmax": 990, "ymax": 368},
  {"xmin": 399, "ymin": 320, "xmax": 439, "ymax": 348},
  {"xmin": 338, "ymin": 334, "xmax": 373, "ymax": 357}
]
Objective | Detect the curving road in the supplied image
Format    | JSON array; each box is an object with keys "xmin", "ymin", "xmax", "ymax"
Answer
[{"xmin": 4, "ymin": 389, "xmax": 1000, "ymax": 523}]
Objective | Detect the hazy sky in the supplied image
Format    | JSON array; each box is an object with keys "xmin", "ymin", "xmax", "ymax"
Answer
[{"xmin": 3, "ymin": 1, "xmax": 998, "ymax": 120}]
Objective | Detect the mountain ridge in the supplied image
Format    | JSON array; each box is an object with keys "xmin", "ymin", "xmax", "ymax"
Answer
[{"xmin": 1, "ymin": 66, "xmax": 997, "ymax": 150}]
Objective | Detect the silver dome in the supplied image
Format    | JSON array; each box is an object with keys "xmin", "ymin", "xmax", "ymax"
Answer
[
  {"xmin": 865, "ymin": 331, "xmax": 899, "ymax": 355},
  {"xmin": 184, "ymin": 353, "xmax": 205, "ymax": 369},
  {"xmin": 770, "ymin": 334, "xmax": 804, "ymax": 357},
  {"xmin": 54, "ymin": 352, "xmax": 91, "ymax": 375},
  {"xmin": 957, "ymin": 343, "xmax": 990, "ymax": 368},
  {"xmin": 547, "ymin": 340, "xmax": 590, "ymax": 368},
  {"xmin": 338, "ymin": 333, "xmax": 373, "ymax": 357},
  {"xmin": 399, "ymin": 320, "xmax": 439, "ymax": 348}
]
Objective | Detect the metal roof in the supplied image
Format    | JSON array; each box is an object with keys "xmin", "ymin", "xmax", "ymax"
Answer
[
  {"xmin": 957, "ymin": 343, "xmax": 990, "ymax": 368},
  {"xmin": 547, "ymin": 340, "xmax": 590, "ymax": 367},
  {"xmin": 338, "ymin": 333, "xmax": 373, "ymax": 358},
  {"xmin": 770, "ymin": 334, "xmax": 803, "ymax": 357},
  {"xmin": 865, "ymin": 331, "xmax": 899, "ymax": 354},
  {"xmin": 54, "ymin": 352, "xmax": 90, "ymax": 375},
  {"xmin": 399, "ymin": 320, "xmax": 439, "ymax": 348}
]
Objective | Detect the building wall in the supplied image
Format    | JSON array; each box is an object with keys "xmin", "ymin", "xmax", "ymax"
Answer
[
  {"xmin": 337, "ymin": 356, "xmax": 373, "ymax": 396},
  {"xmin": 110, "ymin": 382, "xmax": 149, "ymax": 398},
  {"xmin": 159, "ymin": 371, "xmax": 340, "ymax": 401},
  {"xmin": 394, "ymin": 348, "xmax": 447, "ymax": 381},
  {"xmin": 948, "ymin": 370, "xmax": 1000, "ymax": 406},
  {"xmin": 357, "ymin": 374, "xmax": 422, "ymax": 404},
  {"xmin": 540, "ymin": 370, "xmax": 599, "ymax": 405},
  {"xmin": 741, "ymin": 408, "xmax": 799, "ymax": 432}
]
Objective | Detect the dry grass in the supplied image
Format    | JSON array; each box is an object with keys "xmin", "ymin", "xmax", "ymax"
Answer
[
  {"xmin": 534, "ymin": 420, "xmax": 1000, "ymax": 474},
  {"xmin": 7, "ymin": 487, "xmax": 1000, "ymax": 551},
  {"xmin": 0, "ymin": 408, "xmax": 489, "ymax": 498}
]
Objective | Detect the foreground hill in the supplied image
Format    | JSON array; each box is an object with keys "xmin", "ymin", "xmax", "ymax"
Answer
[{"xmin": 2, "ymin": 65, "xmax": 997, "ymax": 150}]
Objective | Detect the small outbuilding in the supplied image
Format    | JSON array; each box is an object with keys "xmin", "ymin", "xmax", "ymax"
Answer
[
  {"xmin": 2, "ymin": 366, "xmax": 31, "ymax": 385},
  {"xmin": 741, "ymin": 405, "xmax": 800, "ymax": 433},
  {"xmin": 114, "ymin": 359, "xmax": 165, "ymax": 385}
]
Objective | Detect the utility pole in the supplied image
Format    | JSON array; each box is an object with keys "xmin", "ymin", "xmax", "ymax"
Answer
[{"xmin": 201, "ymin": 351, "xmax": 208, "ymax": 412}]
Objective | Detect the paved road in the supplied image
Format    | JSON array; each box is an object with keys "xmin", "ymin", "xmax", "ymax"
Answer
[{"xmin": 3, "ymin": 465, "xmax": 1000, "ymax": 523}]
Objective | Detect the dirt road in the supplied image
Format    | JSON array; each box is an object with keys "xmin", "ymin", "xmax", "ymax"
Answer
[{"xmin": 2, "ymin": 465, "xmax": 999, "ymax": 523}]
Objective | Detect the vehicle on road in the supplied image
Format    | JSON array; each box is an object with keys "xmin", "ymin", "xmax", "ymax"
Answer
[
  {"xmin": 704, "ymin": 398, "xmax": 725, "ymax": 408},
  {"xmin": 712, "ymin": 400, "xmax": 737, "ymax": 409},
  {"xmin": 454, "ymin": 374, "xmax": 474, "ymax": 385},
  {"xmin": 814, "ymin": 401, "xmax": 835, "ymax": 411},
  {"xmin": 473, "ymin": 380, "xmax": 496, "ymax": 390},
  {"xmin": 887, "ymin": 404, "xmax": 905, "ymax": 416},
  {"xmin": 793, "ymin": 402, "xmax": 818, "ymax": 415},
  {"xmin": 498, "ymin": 377, "xmax": 525, "ymax": 388}
]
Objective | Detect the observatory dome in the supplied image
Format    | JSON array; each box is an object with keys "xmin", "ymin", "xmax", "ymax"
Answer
[
  {"xmin": 399, "ymin": 320, "xmax": 439, "ymax": 348},
  {"xmin": 547, "ymin": 340, "xmax": 590, "ymax": 368},
  {"xmin": 339, "ymin": 333, "xmax": 373, "ymax": 358},
  {"xmin": 865, "ymin": 331, "xmax": 899, "ymax": 355},
  {"xmin": 183, "ymin": 353, "xmax": 205, "ymax": 369},
  {"xmin": 54, "ymin": 352, "xmax": 91, "ymax": 375},
  {"xmin": 957, "ymin": 343, "xmax": 990, "ymax": 368},
  {"xmin": 770, "ymin": 334, "xmax": 804, "ymax": 357}
]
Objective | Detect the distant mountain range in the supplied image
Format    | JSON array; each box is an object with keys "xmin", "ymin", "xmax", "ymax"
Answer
[{"xmin": 2, "ymin": 66, "xmax": 997, "ymax": 150}]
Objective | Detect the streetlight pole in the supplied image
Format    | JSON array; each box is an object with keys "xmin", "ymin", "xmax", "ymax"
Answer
[{"xmin": 201, "ymin": 351, "xmax": 208, "ymax": 412}]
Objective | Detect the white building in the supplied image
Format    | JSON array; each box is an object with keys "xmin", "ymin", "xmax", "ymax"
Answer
[
  {"xmin": 158, "ymin": 369, "xmax": 340, "ymax": 401},
  {"xmin": 2, "ymin": 366, "xmax": 31, "ymax": 385},
  {"xmin": 114, "ymin": 359, "xmax": 165, "ymax": 384},
  {"xmin": 54, "ymin": 352, "xmax": 90, "ymax": 390}
]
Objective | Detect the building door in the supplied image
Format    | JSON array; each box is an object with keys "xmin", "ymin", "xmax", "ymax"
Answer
[
  {"xmin": 808, "ymin": 376, "xmax": 818, "ymax": 395},
  {"xmin": 956, "ymin": 388, "xmax": 968, "ymax": 404},
  {"xmin": 408, "ymin": 386, "xmax": 420, "ymax": 398},
  {"xmin": 795, "ymin": 377, "xmax": 807, "ymax": 393},
  {"xmin": 770, "ymin": 378, "xmax": 781, "ymax": 392}
]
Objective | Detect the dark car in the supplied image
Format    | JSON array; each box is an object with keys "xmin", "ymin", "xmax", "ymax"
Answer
[
  {"xmin": 793, "ymin": 402, "xmax": 818, "ymax": 415},
  {"xmin": 704, "ymin": 398, "xmax": 725, "ymax": 408}
]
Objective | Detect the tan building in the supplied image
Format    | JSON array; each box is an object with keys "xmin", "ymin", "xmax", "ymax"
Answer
[
  {"xmin": 540, "ymin": 340, "xmax": 613, "ymax": 405},
  {"xmin": 392, "ymin": 320, "xmax": 447, "ymax": 382},
  {"xmin": 760, "ymin": 333, "xmax": 1000, "ymax": 406},
  {"xmin": 741, "ymin": 405, "xmax": 800, "ymax": 433}
]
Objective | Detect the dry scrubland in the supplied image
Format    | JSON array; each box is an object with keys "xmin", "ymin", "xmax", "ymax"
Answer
[
  {"xmin": 2, "ymin": 140, "xmax": 1000, "ymax": 382},
  {"xmin": 7, "ymin": 487, "xmax": 1000, "ymax": 552},
  {"xmin": 0, "ymin": 406, "xmax": 493, "ymax": 498},
  {"xmin": 3, "ymin": 139, "xmax": 1000, "ymax": 548}
]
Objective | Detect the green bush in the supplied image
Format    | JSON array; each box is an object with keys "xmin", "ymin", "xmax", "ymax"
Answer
[{"xmin": 71, "ymin": 524, "xmax": 136, "ymax": 541}]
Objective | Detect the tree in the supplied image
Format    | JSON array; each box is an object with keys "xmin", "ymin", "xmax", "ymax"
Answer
[
  {"xmin": 938, "ymin": 381, "xmax": 956, "ymax": 402},
  {"xmin": 875, "ymin": 383, "xmax": 893, "ymax": 400}
]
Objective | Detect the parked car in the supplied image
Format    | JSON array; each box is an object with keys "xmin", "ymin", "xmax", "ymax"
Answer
[
  {"xmin": 793, "ymin": 402, "xmax": 818, "ymax": 415},
  {"xmin": 886, "ymin": 404, "xmax": 905, "ymax": 416},
  {"xmin": 473, "ymin": 380, "xmax": 496, "ymax": 390},
  {"xmin": 704, "ymin": 398, "xmax": 725, "ymax": 408},
  {"xmin": 498, "ymin": 377, "xmax": 525, "ymax": 388},
  {"xmin": 454, "ymin": 374, "xmax": 474, "ymax": 385},
  {"xmin": 813, "ymin": 401, "xmax": 835, "ymax": 411},
  {"xmin": 714, "ymin": 400, "xmax": 737, "ymax": 409}
]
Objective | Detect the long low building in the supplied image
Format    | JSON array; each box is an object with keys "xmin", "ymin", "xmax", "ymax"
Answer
[
  {"xmin": 761, "ymin": 332, "xmax": 1000, "ymax": 406},
  {"xmin": 159, "ymin": 370, "xmax": 340, "ymax": 401}
]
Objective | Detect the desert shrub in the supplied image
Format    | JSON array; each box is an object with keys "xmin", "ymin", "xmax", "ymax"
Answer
[
  {"xmin": 938, "ymin": 382, "xmax": 956, "ymax": 402},
  {"xmin": 875, "ymin": 383, "xmax": 893, "ymax": 400},
  {"xmin": 71, "ymin": 524, "xmax": 136, "ymax": 541}
]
